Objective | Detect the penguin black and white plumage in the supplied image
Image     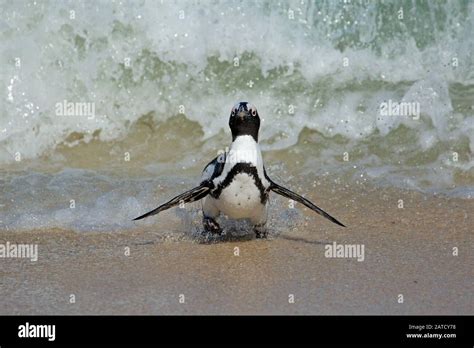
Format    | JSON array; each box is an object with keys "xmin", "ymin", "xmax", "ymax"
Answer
[{"xmin": 133, "ymin": 102, "xmax": 345, "ymax": 238}]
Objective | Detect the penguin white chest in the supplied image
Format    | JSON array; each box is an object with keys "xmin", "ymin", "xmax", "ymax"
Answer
[{"xmin": 218, "ymin": 173, "xmax": 263, "ymax": 219}]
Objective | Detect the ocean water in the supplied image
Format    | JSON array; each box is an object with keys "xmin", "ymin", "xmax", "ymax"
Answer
[{"xmin": 1, "ymin": 0, "xmax": 473, "ymax": 232}]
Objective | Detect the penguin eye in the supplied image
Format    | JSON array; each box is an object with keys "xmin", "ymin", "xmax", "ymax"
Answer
[{"xmin": 251, "ymin": 109, "xmax": 257, "ymax": 117}]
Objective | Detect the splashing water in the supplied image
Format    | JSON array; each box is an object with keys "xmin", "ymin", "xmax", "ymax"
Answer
[{"xmin": 0, "ymin": 0, "xmax": 473, "ymax": 232}]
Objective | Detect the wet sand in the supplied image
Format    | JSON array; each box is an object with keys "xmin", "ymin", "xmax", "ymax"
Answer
[{"xmin": 1, "ymin": 184, "xmax": 473, "ymax": 315}]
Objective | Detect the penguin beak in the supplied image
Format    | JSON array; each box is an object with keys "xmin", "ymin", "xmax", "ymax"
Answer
[{"xmin": 237, "ymin": 111, "xmax": 247, "ymax": 120}]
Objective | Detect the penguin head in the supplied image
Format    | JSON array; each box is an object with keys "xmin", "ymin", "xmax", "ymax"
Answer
[{"xmin": 228, "ymin": 102, "xmax": 260, "ymax": 142}]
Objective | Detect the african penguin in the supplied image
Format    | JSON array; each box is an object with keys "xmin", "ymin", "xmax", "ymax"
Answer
[{"xmin": 133, "ymin": 102, "xmax": 345, "ymax": 238}]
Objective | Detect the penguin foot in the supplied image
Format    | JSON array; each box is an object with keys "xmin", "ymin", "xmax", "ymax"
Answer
[
  {"xmin": 203, "ymin": 217, "xmax": 222, "ymax": 235},
  {"xmin": 254, "ymin": 224, "xmax": 268, "ymax": 239}
]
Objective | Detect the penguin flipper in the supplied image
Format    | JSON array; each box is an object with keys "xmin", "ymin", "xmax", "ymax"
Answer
[
  {"xmin": 133, "ymin": 183, "xmax": 210, "ymax": 221},
  {"xmin": 265, "ymin": 175, "xmax": 345, "ymax": 227}
]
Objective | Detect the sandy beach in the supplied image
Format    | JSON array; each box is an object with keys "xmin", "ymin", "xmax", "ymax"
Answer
[{"xmin": 1, "ymin": 183, "xmax": 472, "ymax": 315}]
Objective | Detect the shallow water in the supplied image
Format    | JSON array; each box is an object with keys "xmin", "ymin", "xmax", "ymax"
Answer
[{"xmin": 1, "ymin": 0, "xmax": 473, "ymax": 232}]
